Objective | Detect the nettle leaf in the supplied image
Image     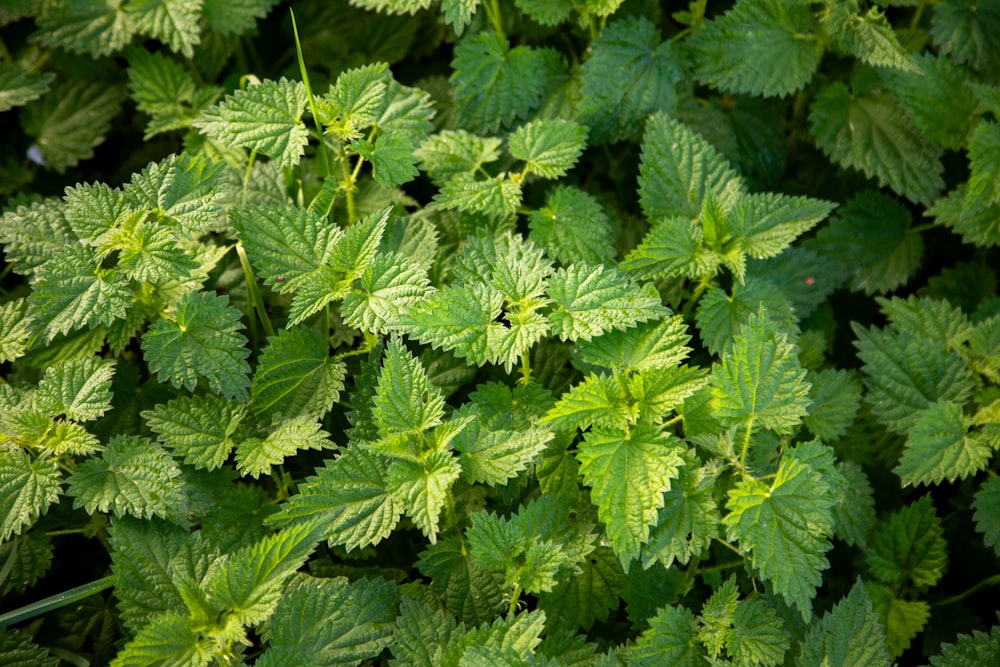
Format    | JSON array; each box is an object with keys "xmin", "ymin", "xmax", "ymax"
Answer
[
  {"xmin": 695, "ymin": 279, "xmax": 797, "ymax": 357},
  {"xmin": 388, "ymin": 450, "xmax": 462, "ymax": 542},
  {"xmin": 973, "ymin": 475, "xmax": 1000, "ymax": 558},
  {"xmin": 803, "ymin": 369, "xmax": 863, "ymax": 442},
  {"xmin": 269, "ymin": 446, "xmax": 401, "ymax": 552},
  {"xmin": 318, "ymin": 62, "xmax": 387, "ymax": 141},
  {"xmin": 809, "ymin": 70, "xmax": 944, "ymax": 205},
  {"xmin": 528, "ymin": 186, "xmax": 615, "ymax": 267},
  {"xmin": 687, "ymin": 0, "xmax": 821, "ymax": 97},
  {"xmin": 928, "ymin": 184, "xmax": 1000, "ymax": 249},
  {"xmin": 698, "ymin": 577, "xmax": 739, "ymax": 659},
  {"xmin": 450, "ymin": 31, "xmax": 552, "ymax": 132},
  {"xmin": 853, "ymin": 324, "xmax": 975, "ymax": 434},
  {"xmin": 111, "ymin": 610, "xmax": 213, "ymax": 667},
  {"xmin": 28, "ymin": 246, "xmax": 131, "ymax": 342},
  {"xmin": 251, "ymin": 328, "xmax": 346, "ymax": 424},
  {"xmin": 400, "ymin": 282, "xmax": 506, "ymax": 367},
  {"xmin": 21, "ymin": 80, "xmax": 124, "ymax": 173},
  {"xmin": 513, "ymin": 0, "xmax": 572, "ymax": 27},
  {"xmin": 930, "ymin": 0, "xmax": 1000, "ymax": 75},
  {"xmin": 896, "ymin": 400, "xmax": 992, "ymax": 486},
  {"xmin": 440, "ymin": 0, "xmax": 478, "ymax": 34},
  {"xmin": 579, "ymin": 15, "xmax": 684, "ymax": 144},
  {"xmin": 709, "ymin": 309, "xmax": 810, "ymax": 436},
  {"xmin": 621, "ymin": 217, "xmax": 717, "ymax": 281},
  {"xmin": 823, "ymin": 3, "xmax": 917, "ymax": 72},
  {"xmin": 123, "ymin": 0, "xmax": 201, "ymax": 58},
  {"xmin": 543, "ymin": 372, "xmax": 630, "ymax": 432},
  {"xmin": 577, "ymin": 316, "xmax": 693, "ymax": 373},
  {"xmin": 865, "ymin": 495, "xmax": 947, "ymax": 588},
  {"xmin": 878, "ymin": 295, "xmax": 972, "ymax": 352},
  {"xmin": 643, "ymin": 453, "xmax": 720, "ymax": 569},
  {"xmin": 927, "ymin": 626, "xmax": 1000, "ymax": 667},
  {"xmin": 202, "ymin": 0, "xmax": 281, "ymax": 35},
  {"xmin": 113, "ymin": 219, "xmax": 199, "ymax": 284},
  {"xmin": 0, "ymin": 626, "xmax": 58, "ymax": 666},
  {"xmin": 576, "ymin": 424, "xmax": 684, "ymax": 568},
  {"xmin": 434, "ymin": 173, "xmax": 522, "ymax": 223},
  {"xmin": 965, "ymin": 121, "xmax": 1000, "ymax": 212},
  {"xmin": 36, "ymin": 356, "xmax": 115, "ymax": 422},
  {"xmin": 417, "ymin": 536, "xmax": 507, "ymax": 625},
  {"xmin": 390, "ymin": 596, "xmax": 460, "ymax": 667},
  {"xmin": 205, "ymin": 522, "xmax": 321, "ymax": 626},
  {"xmin": 729, "ymin": 596, "xmax": 790, "ymax": 666},
  {"xmin": 637, "ymin": 113, "xmax": 744, "ymax": 222},
  {"xmin": 508, "ymin": 119, "xmax": 587, "ymax": 179},
  {"xmin": 144, "ymin": 395, "xmax": 246, "ymax": 471},
  {"xmin": 724, "ymin": 458, "xmax": 834, "ymax": 620},
  {"xmin": 0, "ymin": 448, "xmax": 63, "ymax": 541},
  {"xmin": 415, "ymin": 130, "xmax": 502, "ymax": 184},
  {"xmin": 0, "ymin": 198, "xmax": 77, "ymax": 276},
  {"xmin": 194, "ymin": 77, "xmax": 309, "ymax": 168},
  {"xmin": 628, "ymin": 604, "xmax": 704, "ymax": 666},
  {"xmin": 354, "ymin": 133, "xmax": 420, "ymax": 188},
  {"xmin": 538, "ymin": 545, "xmax": 623, "ymax": 633},
  {"xmin": 342, "ymin": 251, "xmax": 432, "ymax": 334},
  {"xmin": 236, "ymin": 417, "xmax": 332, "ymax": 479},
  {"xmin": 127, "ymin": 48, "xmax": 217, "ymax": 139},
  {"xmin": 0, "ymin": 530, "xmax": 54, "ymax": 596},
  {"xmin": 864, "ymin": 581, "xmax": 930, "ymax": 658},
  {"xmin": 729, "ymin": 193, "xmax": 835, "ymax": 260},
  {"xmin": 66, "ymin": 435, "xmax": 185, "ymax": 522},
  {"xmin": 123, "ymin": 153, "xmax": 224, "ymax": 235},
  {"xmin": 453, "ymin": 415, "xmax": 552, "ymax": 487},
  {"xmin": 373, "ymin": 337, "xmax": 446, "ymax": 440},
  {"xmin": 0, "ymin": 63, "xmax": 54, "ymax": 112},
  {"xmin": 796, "ymin": 582, "xmax": 891, "ymax": 667},
  {"xmin": 141, "ymin": 291, "xmax": 251, "ymax": 400},
  {"xmin": 832, "ymin": 461, "xmax": 877, "ymax": 548},
  {"xmin": 261, "ymin": 575, "xmax": 398, "ymax": 665},
  {"xmin": 33, "ymin": 0, "xmax": 133, "ymax": 58},
  {"xmin": 546, "ymin": 264, "xmax": 667, "ymax": 342}
]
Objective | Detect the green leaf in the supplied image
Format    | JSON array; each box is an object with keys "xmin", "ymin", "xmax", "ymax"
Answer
[
  {"xmin": 823, "ymin": 3, "xmax": 918, "ymax": 72},
  {"xmin": 371, "ymin": 337, "xmax": 446, "ymax": 442},
  {"xmin": 537, "ymin": 546, "xmax": 622, "ymax": 632},
  {"xmin": 528, "ymin": 186, "xmax": 614, "ymax": 267},
  {"xmin": 709, "ymin": 308, "xmax": 810, "ymax": 436},
  {"xmin": 434, "ymin": 173, "xmax": 522, "ymax": 223},
  {"xmin": 930, "ymin": 0, "xmax": 1000, "ymax": 75},
  {"xmin": 973, "ymin": 475, "xmax": 1000, "ymax": 558},
  {"xmin": 390, "ymin": 596, "xmax": 461, "ymax": 667},
  {"xmin": 317, "ymin": 62, "xmax": 387, "ymax": 140},
  {"xmin": 0, "ymin": 198, "xmax": 77, "ymax": 276},
  {"xmin": 729, "ymin": 597, "xmax": 790, "ymax": 666},
  {"xmin": 126, "ymin": 48, "xmax": 213, "ymax": 139},
  {"xmin": 28, "ymin": 246, "xmax": 131, "ymax": 343},
  {"xmin": 508, "ymin": 119, "xmax": 587, "ymax": 179},
  {"xmin": 0, "ymin": 63, "xmax": 54, "ymax": 112},
  {"xmin": 453, "ymin": 416, "xmax": 552, "ymax": 486},
  {"xmin": 400, "ymin": 282, "xmax": 506, "ymax": 367},
  {"xmin": 143, "ymin": 395, "xmax": 247, "ymax": 470},
  {"xmin": 863, "ymin": 581, "xmax": 929, "ymax": 658},
  {"xmin": 577, "ymin": 316, "xmax": 693, "ymax": 373},
  {"xmin": 629, "ymin": 366, "xmax": 709, "ymax": 421},
  {"xmin": 202, "ymin": 0, "xmax": 280, "ymax": 35},
  {"xmin": 441, "ymin": 0, "xmax": 478, "ymax": 34},
  {"xmin": 0, "ymin": 299, "xmax": 32, "ymax": 364},
  {"xmin": 809, "ymin": 72, "xmax": 944, "ymax": 205},
  {"xmin": 852, "ymin": 324, "xmax": 975, "ymax": 434},
  {"xmin": 965, "ymin": 122, "xmax": 1000, "ymax": 212},
  {"xmin": 388, "ymin": 450, "xmax": 462, "ymax": 542},
  {"xmin": 141, "ymin": 291, "xmax": 251, "ymax": 400},
  {"xmin": 205, "ymin": 523, "xmax": 320, "ymax": 626},
  {"xmin": 628, "ymin": 604, "xmax": 704, "ymax": 667},
  {"xmin": 36, "ymin": 356, "xmax": 115, "ymax": 422},
  {"xmin": 796, "ymin": 582, "xmax": 891, "ymax": 667},
  {"xmin": 729, "ymin": 193, "xmax": 835, "ymax": 260},
  {"xmin": 638, "ymin": 113, "xmax": 744, "ymax": 222},
  {"xmin": 269, "ymin": 447, "xmax": 401, "ymax": 552},
  {"xmin": 342, "ymin": 251, "xmax": 432, "ymax": 334},
  {"xmin": 251, "ymin": 328, "xmax": 346, "ymax": 424},
  {"xmin": 620, "ymin": 217, "xmax": 718, "ymax": 281},
  {"xmin": 415, "ymin": 130, "xmax": 502, "ymax": 184},
  {"xmin": 513, "ymin": 0, "xmax": 572, "ymax": 26},
  {"xmin": 724, "ymin": 458, "xmax": 834, "ymax": 619},
  {"xmin": 687, "ymin": 0, "xmax": 821, "ymax": 97},
  {"xmin": 194, "ymin": 77, "xmax": 309, "ymax": 168},
  {"xmin": 643, "ymin": 453, "xmax": 720, "ymax": 568},
  {"xmin": 450, "ymin": 32, "xmax": 551, "ymax": 132},
  {"xmin": 803, "ymin": 369, "xmax": 863, "ymax": 442},
  {"xmin": 578, "ymin": 16, "xmax": 684, "ymax": 143},
  {"xmin": 32, "ymin": 0, "xmax": 132, "ymax": 58},
  {"xmin": 354, "ymin": 133, "xmax": 420, "ymax": 188},
  {"xmin": 262, "ymin": 575, "xmax": 398, "ymax": 665},
  {"xmin": 546, "ymin": 264, "xmax": 667, "ymax": 342},
  {"xmin": 695, "ymin": 279, "xmax": 797, "ymax": 357},
  {"xmin": 928, "ymin": 625, "xmax": 1000, "ymax": 667},
  {"xmin": 124, "ymin": 0, "xmax": 201, "ymax": 58},
  {"xmin": 879, "ymin": 295, "xmax": 973, "ymax": 352},
  {"xmin": 927, "ymin": 185, "xmax": 1000, "ymax": 249},
  {"xmin": 110, "ymin": 610, "xmax": 213, "ymax": 667},
  {"xmin": 543, "ymin": 372, "xmax": 630, "ymax": 432},
  {"xmin": 236, "ymin": 417, "xmax": 332, "ymax": 479},
  {"xmin": 417, "ymin": 537, "xmax": 507, "ymax": 625},
  {"xmin": 832, "ymin": 462, "xmax": 877, "ymax": 548},
  {"xmin": 21, "ymin": 80, "xmax": 124, "ymax": 172},
  {"xmin": 66, "ymin": 435, "xmax": 185, "ymax": 522},
  {"xmin": 113, "ymin": 218, "xmax": 199, "ymax": 283},
  {"xmin": 123, "ymin": 153, "xmax": 224, "ymax": 235},
  {"xmin": 896, "ymin": 400, "xmax": 991, "ymax": 486},
  {"xmin": 0, "ymin": 530, "xmax": 54, "ymax": 595},
  {"xmin": 0, "ymin": 627, "xmax": 59, "ymax": 667},
  {"xmin": 0, "ymin": 448, "xmax": 62, "ymax": 541},
  {"xmin": 576, "ymin": 424, "xmax": 684, "ymax": 568},
  {"xmin": 864, "ymin": 495, "xmax": 947, "ymax": 588},
  {"xmin": 698, "ymin": 576, "xmax": 739, "ymax": 659}
]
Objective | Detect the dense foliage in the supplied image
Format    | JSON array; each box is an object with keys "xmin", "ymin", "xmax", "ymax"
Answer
[{"xmin": 1, "ymin": 0, "xmax": 999, "ymax": 664}]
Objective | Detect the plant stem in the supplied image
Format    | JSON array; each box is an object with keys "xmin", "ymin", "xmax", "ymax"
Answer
[
  {"xmin": 484, "ymin": 0, "xmax": 505, "ymax": 40},
  {"xmin": 290, "ymin": 9, "xmax": 332, "ymax": 178},
  {"xmin": 0, "ymin": 576, "xmax": 114, "ymax": 628},
  {"xmin": 507, "ymin": 583, "xmax": 522, "ymax": 616},
  {"xmin": 236, "ymin": 244, "xmax": 276, "ymax": 339},
  {"xmin": 738, "ymin": 418, "xmax": 755, "ymax": 470},
  {"xmin": 935, "ymin": 573, "xmax": 1000, "ymax": 607}
]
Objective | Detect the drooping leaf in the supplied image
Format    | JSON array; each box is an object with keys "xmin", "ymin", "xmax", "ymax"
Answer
[
  {"xmin": 235, "ymin": 417, "xmax": 332, "ymax": 479},
  {"xmin": 823, "ymin": 3, "xmax": 918, "ymax": 73},
  {"xmin": 0, "ymin": 63, "xmax": 55, "ymax": 112}
]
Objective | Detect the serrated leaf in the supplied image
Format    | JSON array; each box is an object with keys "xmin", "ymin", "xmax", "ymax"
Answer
[
  {"xmin": 114, "ymin": 219, "xmax": 199, "ymax": 283},
  {"xmin": 440, "ymin": 0, "xmax": 478, "ymax": 34},
  {"xmin": 965, "ymin": 121, "xmax": 1000, "ymax": 212},
  {"xmin": 579, "ymin": 16, "xmax": 683, "ymax": 144},
  {"xmin": 629, "ymin": 366, "xmax": 709, "ymax": 421},
  {"xmin": 355, "ymin": 133, "xmax": 420, "ymax": 188},
  {"xmin": 543, "ymin": 372, "xmax": 630, "ymax": 431},
  {"xmin": 0, "ymin": 299, "xmax": 32, "ymax": 364},
  {"xmin": 973, "ymin": 475, "xmax": 1000, "ymax": 558},
  {"xmin": 318, "ymin": 63, "xmax": 388, "ymax": 140},
  {"xmin": 236, "ymin": 417, "xmax": 332, "ymax": 479},
  {"xmin": 373, "ymin": 337, "xmax": 446, "ymax": 440},
  {"xmin": 628, "ymin": 604, "xmax": 704, "ymax": 667},
  {"xmin": 434, "ymin": 173, "xmax": 522, "ymax": 223},
  {"xmin": 0, "ymin": 531, "xmax": 54, "ymax": 595},
  {"xmin": 202, "ymin": 0, "xmax": 280, "ymax": 35},
  {"xmin": 643, "ymin": 454, "xmax": 720, "ymax": 568},
  {"xmin": 576, "ymin": 424, "xmax": 684, "ymax": 568},
  {"xmin": 852, "ymin": 324, "xmax": 975, "ymax": 434},
  {"xmin": 453, "ymin": 418, "xmax": 552, "ymax": 487},
  {"xmin": 796, "ymin": 582, "xmax": 891, "ymax": 667},
  {"xmin": 123, "ymin": 153, "xmax": 224, "ymax": 235},
  {"xmin": 724, "ymin": 459, "xmax": 834, "ymax": 619},
  {"xmin": 832, "ymin": 461, "xmax": 877, "ymax": 548},
  {"xmin": 927, "ymin": 185, "xmax": 1000, "ymax": 249},
  {"xmin": 620, "ymin": 217, "xmax": 719, "ymax": 281},
  {"xmin": 0, "ymin": 448, "xmax": 62, "ymax": 541},
  {"xmin": 450, "ymin": 32, "xmax": 550, "ymax": 133},
  {"xmin": 528, "ymin": 185, "xmax": 614, "ymax": 267},
  {"xmin": 729, "ymin": 193, "xmax": 835, "ymax": 260},
  {"xmin": 194, "ymin": 77, "xmax": 309, "ymax": 168},
  {"xmin": 0, "ymin": 198, "xmax": 77, "ymax": 276},
  {"xmin": 546, "ymin": 264, "xmax": 667, "ymax": 342},
  {"xmin": 417, "ymin": 537, "xmax": 507, "ymax": 625},
  {"xmin": 415, "ymin": 130, "xmax": 502, "ymax": 184},
  {"xmin": 0, "ymin": 63, "xmax": 54, "ymax": 112},
  {"xmin": 342, "ymin": 251, "xmax": 432, "ymax": 334},
  {"xmin": 390, "ymin": 596, "xmax": 461, "ymax": 667},
  {"xmin": 809, "ymin": 74, "xmax": 944, "ymax": 205},
  {"xmin": 865, "ymin": 495, "xmax": 947, "ymax": 588},
  {"xmin": 143, "ymin": 395, "xmax": 246, "ymax": 470},
  {"xmin": 824, "ymin": 3, "xmax": 918, "ymax": 72},
  {"xmin": 699, "ymin": 577, "xmax": 739, "ymax": 658},
  {"xmin": 35, "ymin": 356, "xmax": 115, "ymax": 422},
  {"xmin": 803, "ymin": 369, "xmax": 862, "ymax": 442},
  {"xmin": 21, "ymin": 80, "xmax": 124, "ymax": 172},
  {"xmin": 930, "ymin": 0, "xmax": 1000, "ymax": 75},
  {"xmin": 110, "ymin": 610, "xmax": 213, "ymax": 667},
  {"xmin": 687, "ymin": 0, "xmax": 821, "ymax": 97},
  {"xmin": 896, "ymin": 400, "xmax": 991, "ymax": 486},
  {"xmin": 928, "ymin": 625, "xmax": 1000, "ymax": 667},
  {"xmin": 508, "ymin": 120, "xmax": 586, "ymax": 180},
  {"xmin": 388, "ymin": 450, "xmax": 462, "ymax": 542},
  {"xmin": 729, "ymin": 597, "xmax": 790, "ymax": 666},
  {"xmin": 205, "ymin": 522, "xmax": 320, "ymax": 626},
  {"xmin": 695, "ymin": 279, "xmax": 797, "ymax": 357},
  {"xmin": 269, "ymin": 447, "xmax": 401, "ymax": 551},
  {"xmin": 141, "ymin": 291, "xmax": 251, "ymax": 400},
  {"xmin": 537, "ymin": 545, "xmax": 622, "ymax": 633},
  {"xmin": 577, "ymin": 316, "xmax": 692, "ymax": 373},
  {"xmin": 863, "ymin": 581, "xmax": 929, "ymax": 658},
  {"xmin": 66, "ymin": 435, "xmax": 185, "ymax": 522},
  {"xmin": 251, "ymin": 328, "xmax": 345, "ymax": 424},
  {"xmin": 127, "ymin": 48, "xmax": 211, "ymax": 138},
  {"xmin": 400, "ymin": 282, "xmax": 506, "ymax": 367},
  {"xmin": 33, "ymin": 0, "xmax": 132, "ymax": 58},
  {"xmin": 124, "ymin": 0, "xmax": 201, "ymax": 58}
]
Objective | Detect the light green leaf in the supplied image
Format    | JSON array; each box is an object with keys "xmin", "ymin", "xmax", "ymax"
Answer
[
  {"xmin": 698, "ymin": 577, "xmax": 739, "ymax": 659},
  {"xmin": 879, "ymin": 294, "xmax": 972, "ymax": 352},
  {"xmin": 388, "ymin": 450, "xmax": 462, "ymax": 542},
  {"xmin": 110, "ymin": 611, "xmax": 213, "ymax": 667},
  {"xmin": 127, "ymin": 48, "xmax": 217, "ymax": 139},
  {"xmin": 823, "ymin": 3, "xmax": 918, "ymax": 72},
  {"xmin": 251, "ymin": 328, "xmax": 346, "ymax": 424},
  {"xmin": 33, "ymin": 0, "xmax": 132, "ymax": 58},
  {"xmin": 973, "ymin": 475, "xmax": 1000, "ymax": 558},
  {"xmin": 400, "ymin": 282, "xmax": 506, "ymax": 367},
  {"xmin": 927, "ymin": 625, "xmax": 1000, "ymax": 666},
  {"xmin": 546, "ymin": 264, "xmax": 667, "ymax": 342},
  {"xmin": 269, "ymin": 447, "xmax": 401, "ymax": 552},
  {"xmin": 415, "ymin": 130, "xmax": 502, "ymax": 184},
  {"xmin": 66, "ymin": 435, "xmax": 185, "ymax": 522},
  {"xmin": 0, "ymin": 63, "xmax": 54, "ymax": 112},
  {"xmin": 194, "ymin": 77, "xmax": 309, "ymax": 168},
  {"xmin": 577, "ymin": 316, "xmax": 693, "ymax": 373},
  {"xmin": 528, "ymin": 185, "xmax": 614, "ymax": 267},
  {"xmin": 543, "ymin": 372, "xmax": 630, "ymax": 432},
  {"xmin": 317, "ymin": 62, "xmax": 387, "ymax": 141},
  {"xmin": 513, "ymin": 0, "xmax": 572, "ymax": 26},
  {"xmin": 724, "ymin": 459, "xmax": 834, "ymax": 619},
  {"xmin": 864, "ymin": 581, "xmax": 929, "ymax": 658},
  {"xmin": 434, "ymin": 173, "xmax": 522, "ymax": 223},
  {"xmin": 236, "ymin": 417, "xmax": 332, "ymax": 479},
  {"xmin": 114, "ymin": 219, "xmax": 200, "ymax": 283},
  {"xmin": 576, "ymin": 424, "xmax": 684, "ymax": 567},
  {"xmin": 687, "ymin": 0, "xmax": 821, "ymax": 97},
  {"xmin": 896, "ymin": 401, "xmax": 991, "ymax": 486},
  {"xmin": 202, "ymin": 0, "xmax": 280, "ymax": 35},
  {"xmin": 620, "ymin": 217, "xmax": 718, "ymax": 281},
  {"xmin": 390, "ymin": 596, "xmax": 461, "ymax": 667},
  {"xmin": 629, "ymin": 366, "xmax": 709, "ymax": 421},
  {"xmin": 342, "ymin": 251, "xmax": 432, "ymax": 334},
  {"xmin": 796, "ymin": 582, "xmax": 890, "ymax": 667},
  {"xmin": 441, "ymin": 0, "xmax": 478, "ymax": 34},
  {"xmin": 864, "ymin": 495, "xmax": 947, "ymax": 588},
  {"xmin": 0, "ymin": 198, "xmax": 77, "ymax": 276},
  {"xmin": 141, "ymin": 291, "xmax": 251, "ymax": 400},
  {"xmin": 354, "ymin": 133, "xmax": 420, "ymax": 188},
  {"xmin": 729, "ymin": 597, "xmax": 790, "ymax": 666},
  {"xmin": 729, "ymin": 193, "xmax": 835, "ymax": 260},
  {"xmin": 124, "ymin": 0, "xmax": 201, "ymax": 58},
  {"xmin": 579, "ymin": 16, "xmax": 684, "ymax": 143},
  {"xmin": 927, "ymin": 185, "xmax": 1000, "ymax": 249},
  {"xmin": 36, "ymin": 356, "xmax": 115, "ymax": 422},
  {"xmin": 453, "ymin": 418, "xmax": 552, "ymax": 487},
  {"xmin": 508, "ymin": 119, "xmax": 587, "ymax": 180},
  {"xmin": 143, "ymin": 395, "xmax": 246, "ymax": 470},
  {"xmin": 0, "ymin": 448, "xmax": 63, "ymax": 541},
  {"xmin": 123, "ymin": 153, "xmax": 224, "ymax": 235},
  {"xmin": 643, "ymin": 453, "xmax": 720, "ymax": 568},
  {"xmin": 373, "ymin": 337, "xmax": 446, "ymax": 440},
  {"xmin": 965, "ymin": 121, "xmax": 1000, "ymax": 212},
  {"xmin": 0, "ymin": 299, "xmax": 32, "ymax": 363},
  {"xmin": 628, "ymin": 604, "xmax": 704, "ymax": 667}
]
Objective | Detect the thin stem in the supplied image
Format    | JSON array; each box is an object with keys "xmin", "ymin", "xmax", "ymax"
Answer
[
  {"xmin": 681, "ymin": 276, "xmax": 713, "ymax": 320},
  {"xmin": 0, "ymin": 576, "xmax": 114, "ymax": 628},
  {"xmin": 236, "ymin": 244, "xmax": 276, "ymax": 339},
  {"xmin": 662, "ymin": 414, "xmax": 682, "ymax": 428},
  {"xmin": 519, "ymin": 352, "xmax": 532, "ymax": 385},
  {"xmin": 241, "ymin": 149, "xmax": 257, "ymax": 206},
  {"xmin": 483, "ymin": 0, "xmax": 506, "ymax": 40},
  {"xmin": 738, "ymin": 419, "xmax": 755, "ymax": 471},
  {"xmin": 507, "ymin": 583, "xmax": 522, "ymax": 617},
  {"xmin": 910, "ymin": 0, "xmax": 926, "ymax": 30},
  {"xmin": 696, "ymin": 559, "xmax": 746, "ymax": 575},
  {"xmin": 339, "ymin": 142, "xmax": 357, "ymax": 225},
  {"xmin": 290, "ymin": 9, "xmax": 332, "ymax": 178},
  {"xmin": 0, "ymin": 38, "xmax": 13, "ymax": 65},
  {"xmin": 935, "ymin": 573, "xmax": 1000, "ymax": 607}
]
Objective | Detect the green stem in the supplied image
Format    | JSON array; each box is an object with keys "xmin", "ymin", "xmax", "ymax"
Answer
[
  {"xmin": 236, "ymin": 244, "xmax": 276, "ymax": 340},
  {"xmin": 681, "ymin": 276, "xmax": 713, "ymax": 320},
  {"xmin": 483, "ymin": 0, "xmax": 505, "ymax": 40},
  {"xmin": 935, "ymin": 573, "xmax": 1000, "ymax": 607},
  {"xmin": 339, "ymin": 143, "xmax": 357, "ymax": 225},
  {"xmin": 0, "ymin": 538, "xmax": 17, "ymax": 589},
  {"xmin": 0, "ymin": 38, "xmax": 13, "ymax": 65},
  {"xmin": 507, "ymin": 583, "xmax": 522, "ymax": 617},
  {"xmin": 696, "ymin": 559, "xmax": 746, "ymax": 575},
  {"xmin": 519, "ymin": 352, "xmax": 532, "ymax": 385},
  {"xmin": 241, "ymin": 149, "xmax": 257, "ymax": 207},
  {"xmin": 738, "ymin": 418, "xmax": 755, "ymax": 471},
  {"xmin": 0, "ymin": 576, "xmax": 114, "ymax": 628},
  {"xmin": 910, "ymin": 0, "xmax": 926, "ymax": 30},
  {"xmin": 290, "ymin": 9, "xmax": 332, "ymax": 178}
]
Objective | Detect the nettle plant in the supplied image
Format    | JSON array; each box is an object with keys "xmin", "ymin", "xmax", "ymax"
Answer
[{"xmin": 1, "ymin": 0, "xmax": 999, "ymax": 665}]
